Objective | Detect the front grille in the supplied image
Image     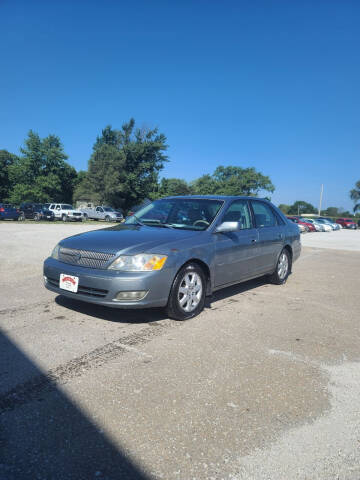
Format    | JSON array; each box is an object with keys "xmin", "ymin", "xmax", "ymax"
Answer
[
  {"xmin": 58, "ymin": 247, "xmax": 115, "ymax": 269},
  {"xmin": 47, "ymin": 276, "xmax": 108, "ymax": 298},
  {"xmin": 72, "ymin": 212, "xmax": 82, "ymax": 216}
]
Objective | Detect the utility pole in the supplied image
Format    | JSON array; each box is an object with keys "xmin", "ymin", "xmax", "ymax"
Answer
[{"xmin": 318, "ymin": 184, "xmax": 324, "ymax": 216}]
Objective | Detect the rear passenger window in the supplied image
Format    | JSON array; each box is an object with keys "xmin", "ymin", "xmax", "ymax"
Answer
[
  {"xmin": 222, "ymin": 200, "xmax": 252, "ymax": 229},
  {"xmin": 251, "ymin": 201, "xmax": 277, "ymax": 228}
]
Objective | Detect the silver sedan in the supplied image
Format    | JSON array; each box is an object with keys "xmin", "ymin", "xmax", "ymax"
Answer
[{"xmin": 44, "ymin": 196, "xmax": 301, "ymax": 320}]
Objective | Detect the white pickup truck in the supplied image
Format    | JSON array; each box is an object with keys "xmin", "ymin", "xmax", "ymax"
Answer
[
  {"xmin": 79, "ymin": 206, "xmax": 123, "ymax": 222},
  {"xmin": 49, "ymin": 203, "xmax": 83, "ymax": 222}
]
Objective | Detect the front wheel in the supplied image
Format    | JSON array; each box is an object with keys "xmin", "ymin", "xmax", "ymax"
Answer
[
  {"xmin": 269, "ymin": 249, "xmax": 291, "ymax": 285},
  {"xmin": 105, "ymin": 215, "xmax": 110, "ymax": 222},
  {"xmin": 166, "ymin": 263, "xmax": 206, "ymax": 320},
  {"xmin": 62, "ymin": 214, "xmax": 67, "ymax": 222},
  {"xmin": 18, "ymin": 214, "xmax": 25, "ymax": 221}
]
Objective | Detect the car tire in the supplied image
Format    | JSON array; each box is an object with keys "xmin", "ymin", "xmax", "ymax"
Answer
[
  {"xmin": 62, "ymin": 214, "xmax": 67, "ymax": 222},
  {"xmin": 166, "ymin": 263, "xmax": 206, "ymax": 321},
  {"xmin": 83, "ymin": 213, "xmax": 88, "ymax": 221},
  {"xmin": 18, "ymin": 214, "xmax": 25, "ymax": 221},
  {"xmin": 34, "ymin": 213, "xmax": 40, "ymax": 221},
  {"xmin": 269, "ymin": 248, "xmax": 291, "ymax": 285},
  {"xmin": 105, "ymin": 215, "xmax": 110, "ymax": 222}
]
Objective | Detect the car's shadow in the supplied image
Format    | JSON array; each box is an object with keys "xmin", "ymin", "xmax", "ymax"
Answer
[{"xmin": 55, "ymin": 276, "xmax": 269, "ymax": 323}]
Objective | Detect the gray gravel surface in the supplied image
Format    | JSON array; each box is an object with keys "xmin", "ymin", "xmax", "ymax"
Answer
[{"xmin": 0, "ymin": 223, "xmax": 359, "ymax": 479}]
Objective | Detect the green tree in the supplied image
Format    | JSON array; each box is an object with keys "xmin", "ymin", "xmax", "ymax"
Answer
[
  {"xmin": 190, "ymin": 166, "xmax": 275, "ymax": 197},
  {"xmin": 190, "ymin": 174, "xmax": 218, "ymax": 195},
  {"xmin": 212, "ymin": 166, "xmax": 274, "ymax": 196},
  {"xmin": 288, "ymin": 201, "xmax": 317, "ymax": 215},
  {"xmin": 156, "ymin": 178, "xmax": 192, "ymax": 198},
  {"xmin": 77, "ymin": 121, "xmax": 168, "ymax": 210},
  {"xmin": 350, "ymin": 180, "xmax": 360, "ymax": 212},
  {"xmin": 321, "ymin": 206, "xmax": 340, "ymax": 218},
  {"xmin": 0, "ymin": 150, "xmax": 18, "ymax": 201},
  {"xmin": 8, "ymin": 131, "xmax": 77, "ymax": 204},
  {"xmin": 278, "ymin": 204, "xmax": 291, "ymax": 214}
]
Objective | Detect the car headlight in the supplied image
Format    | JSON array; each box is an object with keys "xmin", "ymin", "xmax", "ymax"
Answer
[
  {"xmin": 108, "ymin": 254, "xmax": 167, "ymax": 271},
  {"xmin": 51, "ymin": 244, "xmax": 60, "ymax": 259}
]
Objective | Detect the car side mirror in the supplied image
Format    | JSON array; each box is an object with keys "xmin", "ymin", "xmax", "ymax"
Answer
[{"xmin": 214, "ymin": 221, "xmax": 241, "ymax": 233}]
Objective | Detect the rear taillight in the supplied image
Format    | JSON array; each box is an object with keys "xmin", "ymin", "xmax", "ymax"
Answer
[{"xmin": 0, "ymin": 207, "xmax": 4, "ymax": 212}]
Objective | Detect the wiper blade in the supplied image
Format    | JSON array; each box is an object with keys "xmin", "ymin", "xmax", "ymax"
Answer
[{"xmin": 147, "ymin": 223, "xmax": 175, "ymax": 229}]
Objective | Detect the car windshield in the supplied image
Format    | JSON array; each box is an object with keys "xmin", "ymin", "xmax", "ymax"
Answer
[
  {"xmin": 125, "ymin": 198, "xmax": 224, "ymax": 230},
  {"xmin": 103, "ymin": 207, "xmax": 114, "ymax": 212},
  {"xmin": 62, "ymin": 205, "xmax": 73, "ymax": 210}
]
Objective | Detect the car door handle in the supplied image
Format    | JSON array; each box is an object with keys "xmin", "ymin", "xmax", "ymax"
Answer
[
  {"xmin": 278, "ymin": 233, "xmax": 284, "ymax": 239},
  {"xmin": 251, "ymin": 238, "xmax": 257, "ymax": 243}
]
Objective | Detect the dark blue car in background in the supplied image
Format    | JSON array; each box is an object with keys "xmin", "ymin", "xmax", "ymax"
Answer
[{"xmin": 0, "ymin": 204, "xmax": 21, "ymax": 221}]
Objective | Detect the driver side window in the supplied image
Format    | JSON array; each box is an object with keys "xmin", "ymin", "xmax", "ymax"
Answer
[{"xmin": 222, "ymin": 200, "xmax": 252, "ymax": 229}]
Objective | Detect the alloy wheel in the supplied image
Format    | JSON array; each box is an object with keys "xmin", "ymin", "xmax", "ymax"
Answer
[
  {"xmin": 277, "ymin": 252, "xmax": 289, "ymax": 280},
  {"xmin": 178, "ymin": 272, "xmax": 203, "ymax": 312}
]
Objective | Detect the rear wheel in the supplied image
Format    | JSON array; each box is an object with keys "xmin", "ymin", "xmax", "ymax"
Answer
[
  {"xmin": 269, "ymin": 249, "xmax": 291, "ymax": 285},
  {"xmin": 166, "ymin": 263, "xmax": 206, "ymax": 320},
  {"xmin": 62, "ymin": 214, "xmax": 67, "ymax": 222},
  {"xmin": 18, "ymin": 214, "xmax": 25, "ymax": 221},
  {"xmin": 105, "ymin": 215, "xmax": 110, "ymax": 222},
  {"xmin": 83, "ymin": 213, "xmax": 88, "ymax": 221},
  {"xmin": 34, "ymin": 213, "xmax": 40, "ymax": 221}
]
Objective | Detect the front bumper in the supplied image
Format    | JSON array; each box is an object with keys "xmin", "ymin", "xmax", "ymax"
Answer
[{"xmin": 43, "ymin": 257, "xmax": 174, "ymax": 308}]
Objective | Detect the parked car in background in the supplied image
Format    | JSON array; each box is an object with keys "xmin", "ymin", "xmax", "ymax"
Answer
[
  {"xmin": 286, "ymin": 216, "xmax": 314, "ymax": 232},
  {"xmin": 44, "ymin": 196, "xmax": 301, "ymax": 320},
  {"xmin": 80, "ymin": 206, "xmax": 123, "ymax": 222},
  {"xmin": 0, "ymin": 203, "xmax": 21, "ymax": 221},
  {"xmin": 19, "ymin": 203, "xmax": 54, "ymax": 221},
  {"xmin": 317, "ymin": 217, "xmax": 341, "ymax": 230},
  {"xmin": 299, "ymin": 218, "xmax": 325, "ymax": 232},
  {"xmin": 336, "ymin": 218, "xmax": 357, "ymax": 229},
  {"xmin": 312, "ymin": 218, "xmax": 332, "ymax": 231},
  {"xmin": 297, "ymin": 223, "xmax": 306, "ymax": 233},
  {"xmin": 49, "ymin": 204, "xmax": 83, "ymax": 222}
]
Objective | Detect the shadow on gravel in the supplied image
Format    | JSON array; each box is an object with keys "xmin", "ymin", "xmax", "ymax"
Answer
[
  {"xmin": 206, "ymin": 275, "xmax": 269, "ymax": 307},
  {"xmin": 55, "ymin": 276, "xmax": 270, "ymax": 321},
  {"xmin": 0, "ymin": 330, "xmax": 151, "ymax": 480},
  {"xmin": 55, "ymin": 295, "xmax": 167, "ymax": 323}
]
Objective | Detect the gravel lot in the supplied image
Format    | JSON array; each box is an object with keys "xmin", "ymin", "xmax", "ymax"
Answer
[{"xmin": 0, "ymin": 224, "xmax": 359, "ymax": 480}]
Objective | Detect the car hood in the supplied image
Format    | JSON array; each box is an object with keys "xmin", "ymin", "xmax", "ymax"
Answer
[{"xmin": 59, "ymin": 224, "xmax": 202, "ymax": 255}]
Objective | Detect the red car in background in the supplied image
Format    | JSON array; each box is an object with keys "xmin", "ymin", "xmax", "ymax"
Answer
[
  {"xmin": 287, "ymin": 216, "xmax": 316, "ymax": 232},
  {"xmin": 336, "ymin": 218, "xmax": 357, "ymax": 229}
]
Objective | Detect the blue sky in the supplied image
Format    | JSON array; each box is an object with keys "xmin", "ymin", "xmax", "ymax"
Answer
[{"xmin": 1, "ymin": 0, "xmax": 359, "ymax": 211}]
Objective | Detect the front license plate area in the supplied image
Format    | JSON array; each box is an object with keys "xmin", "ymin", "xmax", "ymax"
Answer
[{"xmin": 59, "ymin": 274, "xmax": 79, "ymax": 293}]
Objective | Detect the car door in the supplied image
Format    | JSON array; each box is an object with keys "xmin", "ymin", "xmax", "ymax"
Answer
[
  {"xmin": 214, "ymin": 200, "xmax": 259, "ymax": 287},
  {"xmin": 24, "ymin": 203, "xmax": 33, "ymax": 219},
  {"xmin": 98, "ymin": 207, "xmax": 104, "ymax": 219},
  {"xmin": 95, "ymin": 207, "xmax": 102, "ymax": 219},
  {"xmin": 250, "ymin": 200, "xmax": 284, "ymax": 275},
  {"xmin": 54, "ymin": 204, "xmax": 61, "ymax": 218}
]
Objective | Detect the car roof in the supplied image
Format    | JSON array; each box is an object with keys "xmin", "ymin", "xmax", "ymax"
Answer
[{"xmin": 162, "ymin": 195, "xmax": 269, "ymax": 201}]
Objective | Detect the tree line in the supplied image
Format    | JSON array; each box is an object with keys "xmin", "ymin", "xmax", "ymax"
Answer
[
  {"xmin": 1, "ymin": 118, "xmax": 358, "ymax": 215},
  {"xmin": 278, "ymin": 201, "xmax": 359, "ymax": 218},
  {"xmin": 0, "ymin": 119, "xmax": 275, "ymax": 212}
]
